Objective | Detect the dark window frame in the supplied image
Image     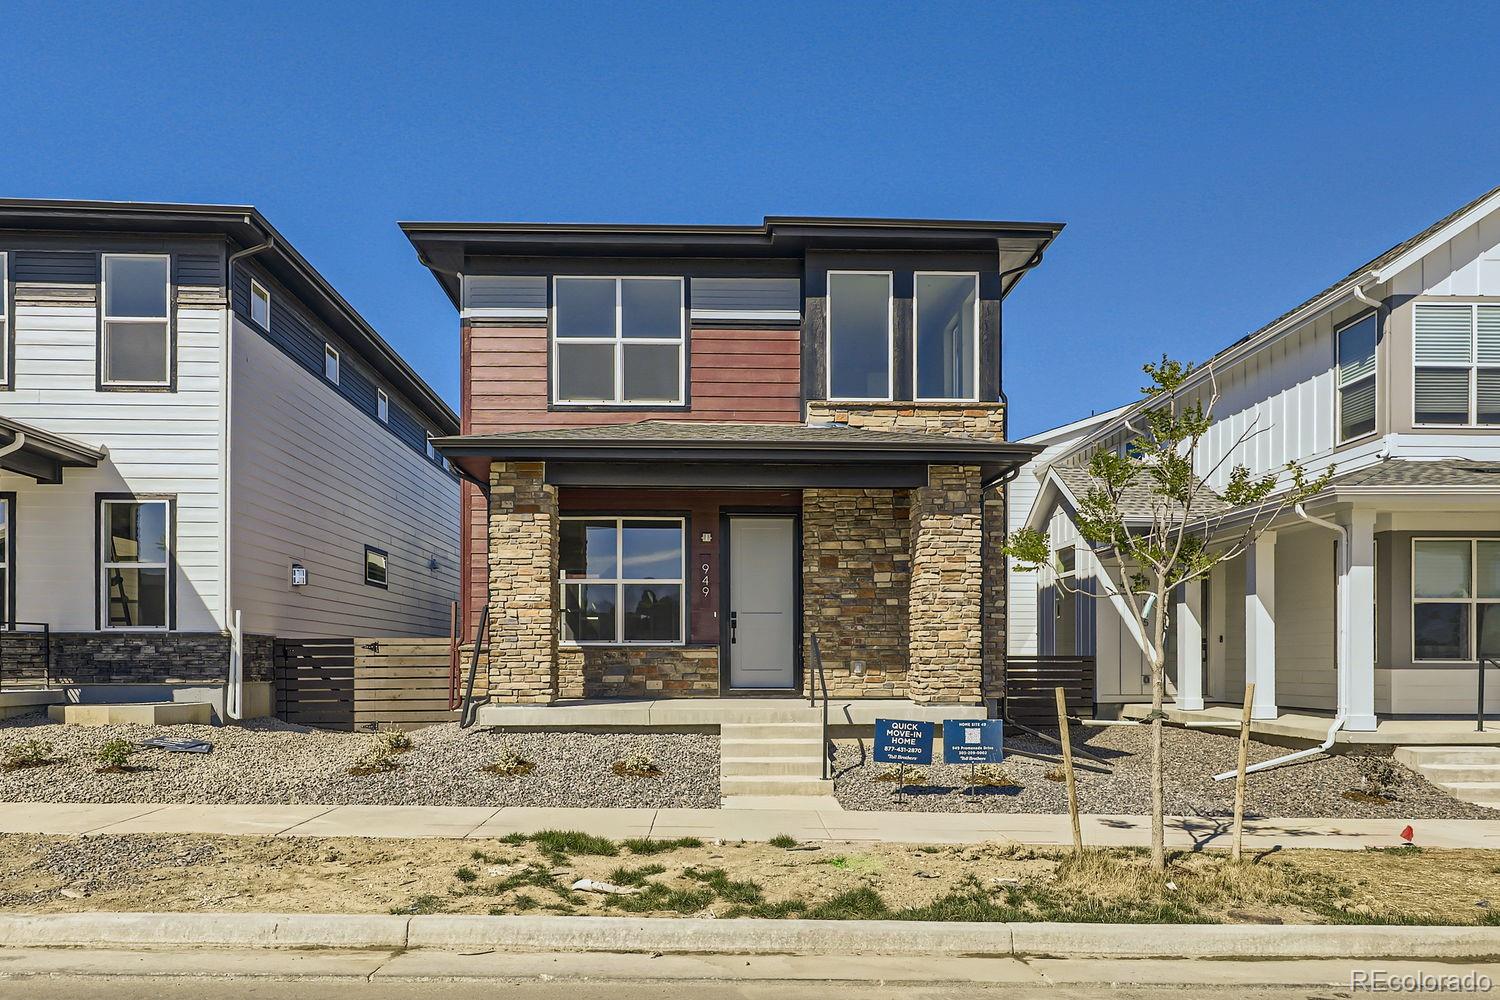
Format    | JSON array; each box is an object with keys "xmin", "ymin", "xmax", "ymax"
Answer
[
  {"xmin": 558, "ymin": 514, "xmax": 687, "ymax": 646},
  {"xmin": 364, "ymin": 545, "xmax": 390, "ymax": 589},
  {"xmin": 94, "ymin": 492, "xmax": 177, "ymax": 631}
]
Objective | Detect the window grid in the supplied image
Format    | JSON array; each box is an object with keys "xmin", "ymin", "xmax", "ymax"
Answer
[
  {"xmin": 1413, "ymin": 303, "xmax": 1500, "ymax": 426},
  {"xmin": 552, "ymin": 277, "xmax": 685, "ymax": 405},
  {"xmin": 559, "ymin": 516, "xmax": 686, "ymax": 646},
  {"xmin": 1411, "ymin": 537, "xmax": 1500, "ymax": 662},
  {"xmin": 99, "ymin": 499, "xmax": 170, "ymax": 631},
  {"xmin": 100, "ymin": 253, "xmax": 171, "ymax": 387}
]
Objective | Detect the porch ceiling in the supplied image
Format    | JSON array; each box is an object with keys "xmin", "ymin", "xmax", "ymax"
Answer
[{"xmin": 0, "ymin": 416, "xmax": 106, "ymax": 484}]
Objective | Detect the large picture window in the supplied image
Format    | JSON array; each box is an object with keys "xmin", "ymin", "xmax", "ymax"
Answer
[
  {"xmin": 99, "ymin": 498, "xmax": 171, "ymax": 629},
  {"xmin": 915, "ymin": 272, "xmax": 978, "ymax": 401},
  {"xmin": 1336, "ymin": 312, "xmax": 1377, "ymax": 441},
  {"xmin": 553, "ymin": 277, "xmax": 684, "ymax": 405},
  {"xmin": 1412, "ymin": 538, "xmax": 1500, "ymax": 661},
  {"xmin": 826, "ymin": 271, "xmax": 892, "ymax": 401},
  {"xmin": 560, "ymin": 517, "xmax": 684, "ymax": 644},
  {"xmin": 101, "ymin": 254, "xmax": 171, "ymax": 387},
  {"xmin": 1413, "ymin": 303, "xmax": 1500, "ymax": 426}
]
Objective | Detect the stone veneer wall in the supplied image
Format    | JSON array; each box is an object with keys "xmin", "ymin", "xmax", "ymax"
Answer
[
  {"xmin": 908, "ymin": 465, "xmax": 984, "ymax": 704},
  {"xmin": 558, "ymin": 646, "xmax": 720, "ymax": 699},
  {"xmin": 807, "ymin": 402, "xmax": 1006, "ymax": 703},
  {"xmin": 802, "ymin": 488, "xmax": 911, "ymax": 698},
  {"xmin": 0, "ymin": 632, "xmax": 245, "ymax": 686},
  {"xmin": 487, "ymin": 461, "xmax": 559, "ymax": 704}
]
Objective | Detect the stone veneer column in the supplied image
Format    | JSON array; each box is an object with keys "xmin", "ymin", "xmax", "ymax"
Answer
[
  {"xmin": 487, "ymin": 461, "xmax": 558, "ymax": 704},
  {"xmin": 908, "ymin": 464, "xmax": 984, "ymax": 704}
]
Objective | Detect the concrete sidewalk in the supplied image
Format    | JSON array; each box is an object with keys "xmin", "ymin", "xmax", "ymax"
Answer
[{"xmin": 2, "ymin": 800, "xmax": 1498, "ymax": 849}]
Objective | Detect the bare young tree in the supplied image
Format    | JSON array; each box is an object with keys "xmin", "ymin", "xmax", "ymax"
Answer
[{"xmin": 1004, "ymin": 357, "xmax": 1333, "ymax": 870}]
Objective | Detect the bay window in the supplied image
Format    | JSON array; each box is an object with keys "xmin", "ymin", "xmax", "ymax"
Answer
[
  {"xmin": 553, "ymin": 277, "xmax": 684, "ymax": 405},
  {"xmin": 1413, "ymin": 303, "xmax": 1500, "ymax": 425},
  {"xmin": 101, "ymin": 254, "xmax": 171, "ymax": 387},
  {"xmin": 99, "ymin": 498, "xmax": 171, "ymax": 629},
  {"xmin": 1336, "ymin": 312, "xmax": 1377, "ymax": 441},
  {"xmin": 560, "ymin": 517, "xmax": 684, "ymax": 644},
  {"xmin": 827, "ymin": 271, "xmax": 892, "ymax": 401},
  {"xmin": 1412, "ymin": 538, "xmax": 1500, "ymax": 661},
  {"xmin": 915, "ymin": 272, "xmax": 978, "ymax": 401}
]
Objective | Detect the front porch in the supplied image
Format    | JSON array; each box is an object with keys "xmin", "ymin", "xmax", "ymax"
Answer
[{"xmin": 475, "ymin": 695, "xmax": 987, "ymax": 729}]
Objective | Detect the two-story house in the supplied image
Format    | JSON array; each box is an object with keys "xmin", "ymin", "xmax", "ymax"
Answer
[
  {"xmin": 404, "ymin": 216, "xmax": 1058, "ymax": 725},
  {"xmin": 0, "ymin": 199, "xmax": 461, "ymax": 720},
  {"xmin": 1021, "ymin": 183, "xmax": 1500, "ymax": 736}
]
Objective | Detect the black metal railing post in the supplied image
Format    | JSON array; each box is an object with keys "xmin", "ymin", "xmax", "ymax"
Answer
[
  {"xmin": 459, "ymin": 605, "xmax": 490, "ymax": 730},
  {"xmin": 809, "ymin": 635, "xmax": 831, "ymax": 781}
]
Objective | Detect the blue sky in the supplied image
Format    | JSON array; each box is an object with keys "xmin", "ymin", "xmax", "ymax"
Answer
[{"xmin": 2, "ymin": 1, "xmax": 1496, "ymax": 436}]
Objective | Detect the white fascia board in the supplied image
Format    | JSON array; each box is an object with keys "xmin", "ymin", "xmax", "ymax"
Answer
[
  {"xmin": 461, "ymin": 307, "xmax": 548, "ymax": 321},
  {"xmin": 689, "ymin": 308, "xmax": 801, "ymax": 323},
  {"xmin": 1372, "ymin": 190, "xmax": 1500, "ymax": 282}
]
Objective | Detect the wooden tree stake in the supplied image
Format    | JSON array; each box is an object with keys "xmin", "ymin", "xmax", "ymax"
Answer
[
  {"xmin": 1056, "ymin": 686, "xmax": 1082, "ymax": 856},
  {"xmin": 1231, "ymin": 683, "xmax": 1255, "ymax": 863}
]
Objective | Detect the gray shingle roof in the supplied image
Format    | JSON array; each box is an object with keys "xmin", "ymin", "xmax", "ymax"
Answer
[
  {"xmin": 1328, "ymin": 459, "xmax": 1500, "ymax": 490},
  {"xmin": 439, "ymin": 419, "xmax": 1027, "ymax": 452},
  {"xmin": 1051, "ymin": 464, "xmax": 1230, "ymax": 521}
]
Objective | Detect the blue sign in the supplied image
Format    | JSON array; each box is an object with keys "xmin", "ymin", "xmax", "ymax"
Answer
[
  {"xmin": 943, "ymin": 719, "xmax": 1004, "ymax": 765},
  {"xmin": 874, "ymin": 719, "xmax": 935, "ymax": 765}
]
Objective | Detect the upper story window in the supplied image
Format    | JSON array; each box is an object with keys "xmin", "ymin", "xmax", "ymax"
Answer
[
  {"xmin": 250, "ymin": 278, "xmax": 271, "ymax": 329},
  {"xmin": 1413, "ymin": 303, "xmax": 1500, "ymax": 426},
  {"xmin": 377, "ymin": 389, "xmax": 389, "ymax": 423},
  {"xmin": 553, "ymin": 277, "xmax": 684, "ymax": 405},
  {"xmin": 915, "ymin": 272, "xmax": 979, "ymax": 401},
  {"xmin": 827, "ymin": 271, "xmax": 893, "ymax": 401},
  {"xmin": 1336, "ymin": 312, "xmax": 1378, "ymax": 441},
  {"xmin": 100, "ymin": 498, "xmax": 171, "ymax": 630},
  {"xmin": 324, "ymin": 344, "xmax": 340, "ymax": 385},
  {"xmin": 100, "ymin": 254, "xmax": 171, "ymax": 388}
]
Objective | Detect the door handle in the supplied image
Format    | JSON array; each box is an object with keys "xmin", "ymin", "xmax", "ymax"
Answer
[{"xmin": 729, "ymin": 611, "xmax": 738, "ymax": 644}]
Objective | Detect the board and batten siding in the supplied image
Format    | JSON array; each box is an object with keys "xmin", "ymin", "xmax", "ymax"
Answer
[
  {"xmin": 0, "ymin": 298, "xmax": 226, "ymax": 631},
  {"xmin": 229, "ymin": 319, "xmax": 460, "ymax": 639}
]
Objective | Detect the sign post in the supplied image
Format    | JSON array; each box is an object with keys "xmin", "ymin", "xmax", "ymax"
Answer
[
  {"xmin": 942, "ymin": 719, "xmax": 1004, "ymax": 797},
  {"xmin": 874, "ymin": 719, "xmax": 935, "ymax": 805}
]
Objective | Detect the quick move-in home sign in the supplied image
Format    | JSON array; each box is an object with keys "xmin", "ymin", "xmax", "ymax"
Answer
[
  {"xmin": 873, "ymin": 719, "xmax": 935, "ymax": 765},
  {"xmin": 943, "ymin": 719, "xmax": 1004, "ymax": 765}
]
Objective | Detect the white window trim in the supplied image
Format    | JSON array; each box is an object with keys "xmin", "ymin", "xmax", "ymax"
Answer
[
  {"xmin": 551, "ymin": 276, "xmax": 686, "ymax": 406},
  {"xmin": 426, "ymin": 432, "xmax": 436, "ymax": 460},
  {"xmin": 913, "ymin": 271, "xmax": 980, "ymax": 402},
  {"xmin": 0, "ymin": 495, "xmax": 10, "ymax": 626},
  {"xmin": 324, "ymin": 344, "xmax": 341, "ymax": 385},
  {"xmin": 559, "ymin": 516, "xmax": 687, "ymax": 647},
  {"xmin": 1410, "ymin": 536, "xmax": 1500, "ymax": 663},
  {"xmin": 1412, "ymin": 301, "xmax": 1500, "ymax": 428},
  {"xmin": 1335, "ymin": 310, "xmax": 1379, "ymax": 444},
  {"xmin": 99, "ymin": 498, "xmax": 171, "ymax": 632},
  {"xmin": 100, "ymin": 253, "xmax": 172, "ymax": 388},
  {"xmin": 0, "ymin": 250, "xmax": 9, "ymax": 385},
  {"xmin": 377, "ymin": 389, "xmax": 389, "ymax": 423},
  {"xmin": 249, "ymin": 278, "xmax": 272, "ymax": 330},
  {"xmin": 825, "ymin": 270, "xmax": 894, "ymax": 402}
]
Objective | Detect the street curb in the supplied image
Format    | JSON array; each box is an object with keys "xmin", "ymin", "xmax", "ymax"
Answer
[{"xmin": 1, "ymin": 912, "xmax": 1498, "ymax": 959}]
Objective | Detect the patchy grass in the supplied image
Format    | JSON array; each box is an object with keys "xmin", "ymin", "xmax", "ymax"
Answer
[
  {"xmin": 389, "ymin": 894, "xmax": 447, "ymax": 915},
  {"xmin": 623, "ymin": 837, "xmax": 703, "ymax": 855},
  {"xmin": 682, "ymin": 867, "xmax": 764, "ymax": 904},
  {"xmin": 768, "ymin": 834, "xmax": 798, "ymax": 849},
  {"xmin": 454, "ymin": 866, "xmax": 479, "ymax": 884},
  {"xmin": 527, "ymin": 830, "xmax": 619, "ymax": 861},
  {"xmin": 607, "ymin": 864, "xmax": 667, "ymax": 887}
]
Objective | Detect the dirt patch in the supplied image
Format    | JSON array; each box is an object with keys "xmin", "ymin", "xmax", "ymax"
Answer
[{"xmin": 0, "ymin": 832, "xmax": 1496, "ymax": 925}]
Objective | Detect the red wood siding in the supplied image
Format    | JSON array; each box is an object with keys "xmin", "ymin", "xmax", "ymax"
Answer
[{"xmin": 460, "ymin": 323, "xmax": 803, "ymax": 637}]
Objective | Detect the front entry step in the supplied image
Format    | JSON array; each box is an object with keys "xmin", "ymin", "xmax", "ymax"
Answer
[
  {"xmin": 1395, "ymin": 746, "xmax": 1500, "ymax": 807},
  {"xmin": 720, "ymin": 721, "xmax": 833, "ymax": 805}
]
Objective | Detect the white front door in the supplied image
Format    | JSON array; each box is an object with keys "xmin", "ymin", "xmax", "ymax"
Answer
[{"xmin": 728, "ymin": 516, "xmax": 796, "ymax": 689}]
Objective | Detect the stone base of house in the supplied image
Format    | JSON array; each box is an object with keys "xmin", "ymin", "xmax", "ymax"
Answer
[
  {"xmin": 559, "ymin": 646, "xmax": 720, "ymax": 699},
  {"xmin": 0, "ymin": 631, "xmax": 276, "ymax": 687}
]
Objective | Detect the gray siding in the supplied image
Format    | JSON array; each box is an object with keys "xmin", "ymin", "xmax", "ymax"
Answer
[{"xmin": 13, "ymin": 251, "xmax": 97, "ymax": 284}]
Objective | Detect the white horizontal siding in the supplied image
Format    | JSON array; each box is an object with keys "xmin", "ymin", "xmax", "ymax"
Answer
[
  {"xmin": 229, "ymin": 319, "xmax": 460, "ymax": 638},
  {"xmin": 0, "ymin": 304, "xmax": 225, "ymax": 631}
]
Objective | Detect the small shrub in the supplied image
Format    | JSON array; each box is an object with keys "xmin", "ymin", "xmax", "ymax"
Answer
[
  {"xmin": 1353, "ymin": 758, "xmax": 1403, "ymax": 801},
  {"xmin": 971, "ymin": 766, "xmax": 1021, "ymax": 790},
  {"xmin": 874, "ymin": 767, "xmax": 924, "ymax": 784},
  {"xmin": 378, "ymin": 730, "xmax": 414, "ymax": 754},
  {"xmin": 3, "ymin": 739, "xmax": 56, "ymax": 771},
  {"xmin": 1044, "ymin": 767, "xmax": 1067, "ymax": 783},
  {"xmin": 483, "ymin": 749, "xmax": 536, "ymax": 777},
  {"xmin": 623, "ymin": 836, "xmax": 702, "ymax": 855},
  {"xmin": 768, "ymin": 834, "xmax": 798, "ymax": 849},
  {"xmin": 348, "ymin": 746, "xmax": 400, "ymax": 776},
  {"xmin": 612, "ymin": 750, "xmax": 661, "ymax": 778},
  {"xmin": 93, "ymin": 738, "xmax": 136, "ymax": 774}
]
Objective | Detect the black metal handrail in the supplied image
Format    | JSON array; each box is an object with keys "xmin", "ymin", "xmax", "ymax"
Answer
[
  {"xmin": 458, "ymin": 605, "xmax": 490, "ymax": 730},
  {"xmin": 0, "ymin": 623, "xmax": 51, "ymax": 691},
  {"xmin": 1480, "ymin": 658, "xmax": 1499, "ymax": 733},
  {"xmin": 808, "ymin": 635, "xmax": 831, "ymax": 781}
]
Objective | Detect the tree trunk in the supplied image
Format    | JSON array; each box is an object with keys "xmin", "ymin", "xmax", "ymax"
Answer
[{"xmin": 1150, "ymin": 589, "xmax": 1167, "ymax": 872}]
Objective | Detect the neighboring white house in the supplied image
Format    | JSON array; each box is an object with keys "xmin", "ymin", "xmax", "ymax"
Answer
[
  {"xmin": 0, "ymin": 199, "xmax": 461, "ymax": 718},
  {"xmin": 1021, "ymin": 183, "xmax": 1500, "ymax": 729}
]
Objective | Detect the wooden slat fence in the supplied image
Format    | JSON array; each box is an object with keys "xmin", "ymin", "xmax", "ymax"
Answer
[
  {"xmin": 275, "ymin": 637, "xmax": 456, "ymax": 731},
  {"xmin": 1004, "ymin": 656, "xmax": 1095, "ymax": 725}
]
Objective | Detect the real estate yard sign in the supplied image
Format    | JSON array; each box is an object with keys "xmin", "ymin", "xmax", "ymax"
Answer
[
  {"xmin": 874, "ymin": 719, "xmax": 935, "ymax": 805},
  {"xmin": 942, "ymin": 719, "xmax": 1003, "ymax": 765}
]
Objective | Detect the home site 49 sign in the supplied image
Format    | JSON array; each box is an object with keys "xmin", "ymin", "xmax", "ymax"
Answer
[
  {"xmin": 943, "ymin": 719, "xmax": 1003, "ymax": 765},
  {"xmin": 873, "ymin": 719, "xmax": 935, "ymax": 765}
]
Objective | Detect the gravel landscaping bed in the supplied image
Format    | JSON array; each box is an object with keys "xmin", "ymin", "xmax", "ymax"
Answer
[
  {"xmin": 0, "ymin": 715, "xmax": 718, "ymax": 809},
  {"xmin": 833, "ymin": 723, "xmax": 1499, "ymax": 819}
]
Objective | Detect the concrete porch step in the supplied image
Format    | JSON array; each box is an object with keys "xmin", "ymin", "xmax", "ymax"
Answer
[
  {"xmin": 1428, "ymin": 782, "xmax": 1500, "ymax": 806},
  {"xmin": 47, "ymin": 702, "xmax": 213, "ymax": 727},
  {"xmin": 721, "ymin": 774, "xmax": 835, "ymax": 797},
  {"xmin": 0, "ymin": 689, "xmax": 64, "ymax": 721},
  {"xmin": 1413, "ymin": 762, "xmax": 1500, "ymax": 784},
  {"xmin": 721, "ymin": 721, "xmax": 823, "ymax": 741},
  {"xmin": 1394, "ymin": 745, "xmax": 1500, "ymax": 808},
  {"xmin": 721, "ymin": 738, "xmax": 826, "ymax": 758},
  {"xmin": 720, "ymin": 756, "xmax": 827, "ymax": 778},
  {"xmin": 1395, "ymin": 746, "xmax": 1500, "ymax": 768}
]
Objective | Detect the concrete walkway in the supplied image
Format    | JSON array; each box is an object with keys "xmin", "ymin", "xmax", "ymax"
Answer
[{"xmin": 3, "ymin": 801, "xmax": 1499, "ymax": 849}]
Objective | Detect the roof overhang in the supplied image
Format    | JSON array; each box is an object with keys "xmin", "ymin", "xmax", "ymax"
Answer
[
  {"xmin": 402, "ymin": 215, "xmax": 1065, "ymax": 310},
  {"xmin": 0, "ymin": 416, "xmax": 106, "ymax": 484}
]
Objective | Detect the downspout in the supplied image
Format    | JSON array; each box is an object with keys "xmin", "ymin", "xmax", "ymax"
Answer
[
  {"xmin": 0, "ymin": 431, "xmax": 26, "ymax": 461},
  {"xmin": 1213, "ymin": 502, "xmax": 1347, "ymax": 780},
  {"xmin": 1351, "ymin": 275, "xmax": 1382, "ymax": 312},
  {"xmin": 221, "ymin": 226, "xmax": 275, "ymax": 723}
]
